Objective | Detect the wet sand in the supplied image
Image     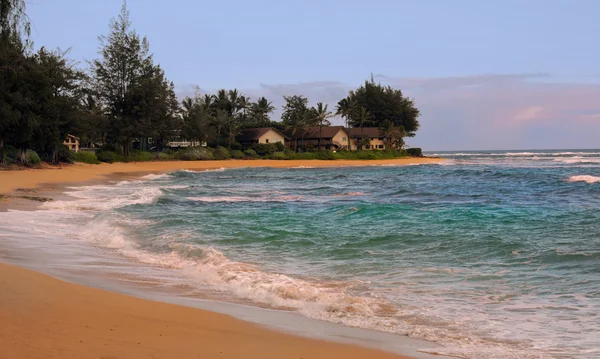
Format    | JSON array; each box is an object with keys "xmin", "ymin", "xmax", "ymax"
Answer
[{"xmin": 0, "ymin": 262, "xmax": 412, "ymax": 359}]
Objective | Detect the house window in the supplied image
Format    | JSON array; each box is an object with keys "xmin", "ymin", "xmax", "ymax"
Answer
[
  {"xmin": 379, "ymin": 137, "xmax": 384, "ymax": 141},
  {"xmin": 378, "ymin": 145, "xmax": 384, "ymax": 149},
  {"xmin": 265, "ymin": 139, "xmax": 269, "ymax": 143},
  {"xmin": 341, "ymin": 137, "xmax": 346, "ymax": 142}
]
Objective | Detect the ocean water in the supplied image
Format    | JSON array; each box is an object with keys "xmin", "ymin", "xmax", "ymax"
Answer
[{"xmin": 1, "ymin": 150, "xmax": 600, "ymax": 359}]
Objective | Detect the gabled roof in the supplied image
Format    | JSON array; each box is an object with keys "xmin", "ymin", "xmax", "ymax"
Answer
[
  {"xmin": 237, "ymin": 127, "xmax": 289, "ymax": 142},
  {"xmin": 284, "ymin": 126, "xmax": 348, "ymax": 139},
  {"xmin": 347, "ymin": 127, "xmax": 384, "ymax": 138}
]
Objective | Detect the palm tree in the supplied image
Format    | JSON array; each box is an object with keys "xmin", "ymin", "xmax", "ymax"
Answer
[
  {"xmin": 201, "ymin": 94, "xmax": 215, "ymax": 114},
  {"xmin": 225, "ymin": 114, "xmax": 242, "ymax": 149},
  {"xmin": 313, "ymin": 102, "xmax": 331, "ymax": 150},
  {"xmin": 380, "ymin": 120, "xmax": 406, "ymax": 149},
  {"xmin": 250, "ymin": 97, "xmax": 275, "ymax": 127},
  {"xmin": 212, "ymin": 109, "xmax": 229, "ymax": 138},
  {"xmin": 336, "ymin": 98, "xmax": 357, "ymax": 150},
  {"xmin": 356, "ymin": 107, "xmax": 373, "ymax": 150},
  {"xmin": 228, "ymin": 89, "xmax": 240, "ymax": 116}
]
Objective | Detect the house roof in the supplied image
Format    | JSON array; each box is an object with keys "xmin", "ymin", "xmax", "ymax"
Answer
[
  {"xmin": 347, "ymin": 127, "xmax": 383, "ymax": 138},
  {"xmin": 237, "ymin": 127, "xmax": 288, "ymax": 142},
  {"xmin": 66, "ymin": 134, "xmax": 80, "ymax": 140},
  {"xmin": 284, "ymin": 126, "xmax": 347, "ymax": 139}
]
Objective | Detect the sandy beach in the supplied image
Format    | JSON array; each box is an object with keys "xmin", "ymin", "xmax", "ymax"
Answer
[
  {"xmin": 0, "ymin": 262, "xmax": 411, "ymax": 359},
  {"xmin": 0, "ymin": 158, "xmax": 440, "ymax": 194},
  {"xmin": 0, "ymin": 159, "xmax": 442, "ymax": 359}
]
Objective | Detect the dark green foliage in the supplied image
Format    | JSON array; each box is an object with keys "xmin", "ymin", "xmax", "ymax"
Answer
[
  {"xmin": 230, "ymin": 150, "xmax": 244, "ymax": 159},
  {"xmin": 214, "ymin": 146, "xmax": 231, "ymax": 160},
  {"xmin": 316, "ymin": 150, "xmax": 336, "ymax": 160},
  {"xmin": 337, "ymin": 76, "xmax": 420, "ymax": 144},
  {"xmin": 130, "ymin": 150, "xmax": 154, "ymax": 162},
  {"xmin": 252, "ymin": 143, "xmax": 278, "ymax": 156},
  {"xmin": 158, "ymin": 150, "xmax": 176, "ymax": 160},
  {"xmin": 56, "ymin": 145, "xmax": 74, "ymax": 163},
  {"xmin": 73, "ymin": 151, "xmax": 100, "ymax": 164},
  {"xmin": 25, "ymin": 150, "xmax": 40, "ymax": 165},
  {"xmin": 230, "ymin": 142, "xmax": 242, "ymax": 151},
  {"xmin": 243, "ymin": 149, "xmax": 257, "ymax": 158},
  {"xmin": 356, "ymin": 151, "xmax": 376, "ymax": 160},
  {"xmin": 0, "ymin": 2, "xmax": 425, "ymax": 166},
  {"xmin": 96, "ymin": 151, "xmax": 113, "ymax": 163},
  {"xmin": 406, "ymin": 148, "xmax": 423, "ymax": 157},
  {"xmin": 90, "ymin": 2, "xmax": 178, "ymax": 158},
  {"xmin": 178, "ymin": 147, "xmax": 214, "ymax": 161},
  {"xmin": 271, "ymin": 151, "xmax": 287, "ymax": 160}
]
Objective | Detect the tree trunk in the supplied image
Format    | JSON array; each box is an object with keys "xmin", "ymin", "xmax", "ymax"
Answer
[
  {"xmin": 318, "ymin": 125, "xmax": 322, "ymax": 150},
  {"xmin": 360, "ymin": 125, "xmax": 364, "ymax": 150}
]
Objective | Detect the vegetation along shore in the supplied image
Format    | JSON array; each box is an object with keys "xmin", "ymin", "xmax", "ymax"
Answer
[{"xmin": 1, "ymin": 2, "xmax": 424, "ymax": 168}]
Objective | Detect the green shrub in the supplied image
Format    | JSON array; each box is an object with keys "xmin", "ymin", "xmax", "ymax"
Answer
[
  {"xmin": 244, "ymin": 149, "xmax": 257, "ymax": 158},
  {"xmin": 294, "ymin": 152, "xmax": 318, "ymax": 160},
  {"xmin": 406, "ymin": 148, "xmax": 423, "ymax": 157},
  {"xmin": 230, "ymin": 142, "xmax": 243, "ymax": 151},
  {"xmin": 1, "ymin": 145, "xmax": 19, "ymax": 164},
  {"xmin": 214, "ymin": 146, "xmax": 231, "ymax": 160},
  {"xmin": 356, "ymin": 151, "xmax": 376, "ymax": 160},
  {"xmin": 271, "ymin": 151, "xmax": 288, "ymax": 160},
  {"xmin": 96, "ymin": 151, "xmax": 126, "ymax": 163},
  {"xmin": 253, "ymin": 143, "xmax": 278, "ymax": 156},
  {"xmin": 316, "ymin": 150, "xmax": 335, "ymax": 160},
  {"xmin": 158, "ymin": 151, "xmax": 176, "ymax": 160},
  {"xmin": 73, "ymin": 151, "xmax": 100, "ymax": 164},
  {"xmin": 275, "ymin": 142, "xmax": 285, "ymax": 151},
  {"xmin": 178, "ymin": 147, "xmax": 214, "ymax": 161},
  {"xmin": 25, "ymin": 150, "xmax": 41, "ymax": 166},
  {"xmin": 283, "ymin": 148, "xmax": 296, "ymax": 159},
  {"xmin": 130, "ymin": 150, "xmax": 154, "ymax": 162},
  {"xmin": 58, "ymin": 145, "xmax": 74, "ymax": 163},
  {"xmin": 230, "ymin": 150, "xmax": 245, "ymax": 159}
]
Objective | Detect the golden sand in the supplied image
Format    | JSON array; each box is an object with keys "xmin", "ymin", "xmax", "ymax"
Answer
[{"xmin": 0, "ymin": 263, "xmax": 411, "ymax": 359}]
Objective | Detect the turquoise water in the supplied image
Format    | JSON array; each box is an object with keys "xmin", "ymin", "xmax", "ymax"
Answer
[{"xmin": 1, "ymin": 150, "xmax": 599, "ymax": 358}]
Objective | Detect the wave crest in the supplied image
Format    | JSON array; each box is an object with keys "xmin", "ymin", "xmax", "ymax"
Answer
[{"xmin": 567, "ymin": 175, "xmax": 600, "ymax": 184}]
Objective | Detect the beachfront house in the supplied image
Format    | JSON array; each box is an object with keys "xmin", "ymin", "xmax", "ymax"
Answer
[
  {"xmin": 348, "ymin": 128, "xmax": 389, "ymax": 150},
  {"xmin": 63, "ymin": 134, "xmax": 80, "ymax": 152},
  {"xmin": 236, "ymin": 127, "xmax": 288, "ymax": 147},
  {"xmin": 284, "ymin": 126, "xmax": 350, "ymax": 151}
]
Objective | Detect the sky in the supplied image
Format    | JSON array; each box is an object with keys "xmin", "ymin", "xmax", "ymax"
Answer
[{"xmin": 27, "ymin": 0, "xmax": 600, "ymax": 150}]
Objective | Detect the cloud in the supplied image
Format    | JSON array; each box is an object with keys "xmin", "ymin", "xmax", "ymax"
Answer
[{"xmin": 177, "ymin": 74, "xmax": 600, "ymax": 150}]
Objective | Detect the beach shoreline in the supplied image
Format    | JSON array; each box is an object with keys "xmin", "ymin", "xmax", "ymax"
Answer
[
  {"xmin": 0, "ymin": 158, "xmax": 445, "ymax": 359},
  {"xmin": 0, "ymin": 262, "xmax": 417, "ymax": 359},
  {"xmin": 0, "ymin": 158, "xmax": 442, "ymax": 195}
]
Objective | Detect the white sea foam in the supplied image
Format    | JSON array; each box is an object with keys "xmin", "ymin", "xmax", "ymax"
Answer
[
  {"xmin": 141, "ymin": 173, "xmax": 170, "ymax": 180},
  {"xmin": 554, "ymin": 158, "xmax": 600, "ymax": 164},
  {"xmin": 567, "ymin": 175, "xmax": 600, "ymax": 184},
  {"xmin": 3, "ymin": 169, "xmax": 592, "ymax": 359},
  {"xmin": 42, "ymin": 182, "xmax": 164, "ymax": 211}
]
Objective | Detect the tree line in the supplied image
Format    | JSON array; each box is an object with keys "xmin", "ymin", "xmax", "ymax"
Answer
[{"xmin": 0, "ymin": 1, "xmax": 421, "ymax": 165}]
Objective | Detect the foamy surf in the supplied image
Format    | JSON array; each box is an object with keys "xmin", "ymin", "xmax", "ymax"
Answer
[
  {"xmin": 567, "ymin": 175, "xmax": 600, "ymax": 184},
  {"xmin": 2, "ymin": 157, "xmax": 599, "ymax": 359}
]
